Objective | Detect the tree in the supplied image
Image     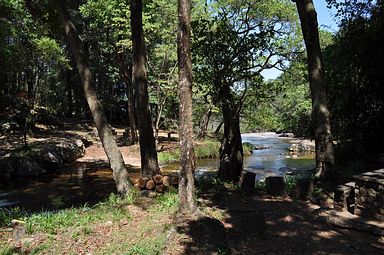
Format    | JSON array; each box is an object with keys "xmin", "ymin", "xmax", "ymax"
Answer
[
  {"xmin": 193, "ymin": 0, "xmax": 299, "ymax": 182},
  {"xmin": 324, "ymin": 0, "xmax": 384, "ymax": 158},
  {"xmin": 55, "ymin": 0, "xmax": 133, "ymax": 195},
  {"xmin": 131, "ymin": 0, "xmax": 160, "ymax": 176},
  {"xmin": 293, "ymin": 0, "xmax": 337, "ymax": 182},
  {"xmin": 177, "ymin": 0, "xmax": 197, "ymax": 214}
]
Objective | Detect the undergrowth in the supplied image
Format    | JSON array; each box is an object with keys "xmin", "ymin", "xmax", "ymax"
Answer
[{"xmin": 158, "ymin": 139, "xmax": 220, "ymax": 164}]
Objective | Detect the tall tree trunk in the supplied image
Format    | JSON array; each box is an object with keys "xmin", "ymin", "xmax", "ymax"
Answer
[
  {"xmin": 178, "ymin": 0, "xmax": 197, "ymax": 214},
  {"xmin": 218, "ymin": 85, "xmax": 243, "ymax": 182},
  {"xmin": 294, "ymin": 0, "xmax": 337, "ymax": 182},
  {"xmin": 55, "ymin": 0, "xmax": 133, "ymax": 195},
  {"xmin": 131, "ymin": 0, "xmax": 160, "ymax": 176}
]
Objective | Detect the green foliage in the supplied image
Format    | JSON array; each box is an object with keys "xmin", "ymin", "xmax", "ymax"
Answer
[
  {"xmin": 324, "ymin": 1, "xmax": 384, "ymax": 155},
  {"xmin": 159, "ymin": 140, "xmax": 220, "ymax": 164},
  {"xmin": 0, "ymin": 192, "xmax": 134, "ymax": 236},
  {"xmin": 255, "ymin": 181, "xmax": 267, "ymax": 191},
  {"xmin": 242, "ymin": 142, "xmax": 253, "ymax": 156},
  {"xmin": 197, "ymin": 177, "xmax": 239, "ymax": 195},
  {"xmin": 194, "ymin": 140, "xmax": 220, "ymax": 158},
  {"xmin": 0, "ymin": 207, "xmax": 26, "ymax": 226},
  {"xmin": 153, "ymin": 190, "xmax": 179, "ymax": 212}
]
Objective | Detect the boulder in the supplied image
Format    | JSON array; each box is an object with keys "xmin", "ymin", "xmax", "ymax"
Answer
[
  {"xmin": 36, "ymin": 145, "xmax": 63, "ymax": 171},
  {"xmin": 55, "ymin": 139, "xmax": 85, "ymax": 162},
  {"xmin": 279, "ymin": 132, "xmax": 295, "ymax": 138},
  {"xmin": 253, "ymin": 145, "xmax": 272, "ymax": 150},
  {"xmin": 14, "ymin": 157, "xmax": 46, "ymax": 177},
  {"xmin": 289, "ymin": 140, "xmax": 315, "ymax": 152},
  {"xmin": 0, "ymin": 155, "xmax": 15, "ymax": 178}
]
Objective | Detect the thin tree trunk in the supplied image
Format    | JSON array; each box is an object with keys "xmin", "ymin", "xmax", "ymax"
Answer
[
  {"xmin": 122, "ymin": 64, "xmax": 139, "ymax": 144},
  {"xmin": 55, "ymin": 0, "xmax": 133, "ymax": 195},
  {"xmin": 178, "ymin": 0, "xmax": 197, "ymax": 215},
  {"xmin": 126, "ymin": 65, "xmax": 139, "ymax": 144},
  {"xmin": 196, "ymin": 104, "xmax": 213, "ymax": 139},
  {"xmin": 294, "ymin": 0, "xmax": 337, "ymax": 182},
  {"xmin": 214, "ymin": 121, "xmax": 224, "ymax": 135},
  {"xmin": 218, "ymin": 85, "xmax": 243, "ymax": 182},
  {"xmin": 66, "ymin": 68, "xmax": 73, "ymax": 117},
  {"xmin": 131, "ymin": 0, "xmax": 160, "ymax": 176}
]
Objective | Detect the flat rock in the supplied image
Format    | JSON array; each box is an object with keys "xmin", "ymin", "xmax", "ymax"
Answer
[{"xmin": 316, "ymin": 209, "xmax": 384, "ymax": 236}]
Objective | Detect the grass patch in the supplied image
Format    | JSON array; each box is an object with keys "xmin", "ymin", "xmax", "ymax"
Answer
[
  {"xmin": 153, "ymin": 189, "xmax": 179, "ymax": 212},
  {"xmin": 100, "ymin": 191, "xmax": 178, "ymax": 255},
  {"xmin": 196, "ymin": 177, "xmax": 239, "ymax": 195},
  {"xmin": 242, "ymin": 142, "xmax": 253, "ymax": 156},
  {"xmin": 0, "ymin": 193, "xmax": 134, "ymax": 234},
  {"xmin": 158, "ymin": 139, "xmax": 220, "ymax": 164}
]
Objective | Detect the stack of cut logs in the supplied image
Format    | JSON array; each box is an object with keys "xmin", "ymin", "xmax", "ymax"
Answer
[{"xmin": 136, "ymin": 174, "xmax": 179, "ymax": 193}]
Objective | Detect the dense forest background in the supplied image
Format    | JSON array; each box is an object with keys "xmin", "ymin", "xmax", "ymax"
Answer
[{"xmin": 1, "ymin": 0, "xmax": 383, "ymax": 175}]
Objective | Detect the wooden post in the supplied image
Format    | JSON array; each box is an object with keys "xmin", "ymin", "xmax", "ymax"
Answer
[
  {"xmin": 240, "ymin": 171, "xmax": 256, "ymax": 193},
  {"xmin": 266, "ymin": 176, "xmax": 286, "ymax": 196}
]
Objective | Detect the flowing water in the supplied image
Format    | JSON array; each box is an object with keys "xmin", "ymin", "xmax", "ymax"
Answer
[{"xmin": 0, "ymin": 133, "xmax": 315, "ymax": 211}]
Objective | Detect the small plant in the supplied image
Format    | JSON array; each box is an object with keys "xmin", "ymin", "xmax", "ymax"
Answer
[
  {"xmin": 154, "ymin": 190, "xmax": 179, "ymax": 211},
  {"xmin": 50, "ymin": 196, "xmax": 65, "ymax": 209},
  {"xmin": 255, "ymin": 181, "xmax": 266, "ymax": 190},
  {"xmin": 284, "ymin": 176, "xmax": 298, "ymax": 195},
  {"xmin": 0, "ymin": 207, "xmax": 27, "ymax": 226},
  {"xmin": 242, "ymin": 142, "xmax": 253, "ymax": 156}
]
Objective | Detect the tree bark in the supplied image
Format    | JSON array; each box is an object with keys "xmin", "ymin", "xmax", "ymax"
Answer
[
  {"xmin": 131, "ymin": 0, "xmax": 160, "ymax": 176},
  {"xmin": 55, "ymin": 0, "xmax": 133, "ymax": 195},
  {"xmin": 294, "ymin": 0, "xmax": 337, "ymax": 183},
  {"xmin": 66, "ymin": 67, "xmax": 73, "ymax": 117},
  {"xmin": 122, "ymin": 63, "xmax": 139, "ymax": 144},
  {"xmin": 218, "ymin": 85, "xmax": 243, "ymax": 182},
  {"xmin": 177, "ymin": 0, "xmax": 197, "ymax": 215},
  {"xmin": 196, "ymin": 103, "xmax": 213, "ymax": 139}
]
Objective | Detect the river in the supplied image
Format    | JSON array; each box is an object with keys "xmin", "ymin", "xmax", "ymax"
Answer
[{"xmin": 0, "ymin": 133, "xmax": 315, "ymax": 211}]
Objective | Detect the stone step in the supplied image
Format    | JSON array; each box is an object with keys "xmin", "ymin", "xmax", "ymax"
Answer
[{"xmin": 316, "ymin": 208, "xmax": 384, "ymax": 236}]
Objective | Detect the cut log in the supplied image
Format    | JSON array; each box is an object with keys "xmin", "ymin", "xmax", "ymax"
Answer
[
  {"xmin": 146, "ymin": 179, "xmax": 155, "ymax": 190},
  {"xmin": 266, "ymin": 176, "xmax": 286, "ymax": 196},
  {"xmin": 137, "ymin": 178, "xmax": 147, "ymax": 189},
  {"xmin": 293, "ymin": 179, "xmax": 314, "ymax": 200},
  {"xmin": 240, "ymin": 171, "xmax": 256, "ymax": 193},
  {"xmin": 155, "ymin": 184, "xmax": 165, "ymax": 193},
  {"xmin": 153, "ymin": 174, "xmax": 163, "ymax": 184},
  {"xmin": 162, "ymin": 175, "xmax": 171, "ymax": 187}
]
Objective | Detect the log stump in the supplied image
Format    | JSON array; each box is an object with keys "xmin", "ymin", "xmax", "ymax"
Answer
[
  {"xmin": 240, "ymin": 171, "xmax": 256, "ymax": 193},
  {"xmin": 266, "ymin": 176, "xmax": 286, "ymax": 196},
  {"xmin": 293, "ymin": 179, "xmax": 314, "ymax": 200}
]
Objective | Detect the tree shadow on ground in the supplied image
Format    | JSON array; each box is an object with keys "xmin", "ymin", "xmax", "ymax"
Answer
[{"xmin": 176, "ymin": 184, "xmax": 384, "ymax": 255}]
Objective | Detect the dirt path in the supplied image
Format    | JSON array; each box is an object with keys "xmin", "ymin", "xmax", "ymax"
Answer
[{"xmin": 165, "ymin": 188, "xmax": 384, "ymax": 255}]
